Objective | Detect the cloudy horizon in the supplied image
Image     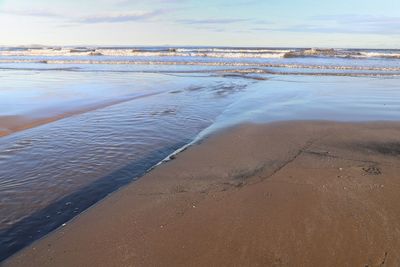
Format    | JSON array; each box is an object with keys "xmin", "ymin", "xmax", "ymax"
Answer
[{"xmin": 0, "ymin": 0, "xmax": 399, "ymax": 48}]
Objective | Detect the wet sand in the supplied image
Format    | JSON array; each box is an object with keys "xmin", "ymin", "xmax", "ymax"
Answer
[
  {"xmin": 5, "ymin": 121, "xmax": 400, "ymax": 266},
  {"xmin": 0, "ymin": 115, "xmax": 65, "ymax": 138},
  {"xmin": 0, "ymin": 92, "xmax": 161, "ymax": 138}
]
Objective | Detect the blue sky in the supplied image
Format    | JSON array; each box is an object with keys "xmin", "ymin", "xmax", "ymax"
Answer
[{"xmin": 0, "ymin": 0, "xmax": 399, "ymax": 48}]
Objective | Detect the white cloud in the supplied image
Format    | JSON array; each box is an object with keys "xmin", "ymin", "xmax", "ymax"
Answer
[
  {"xmin": 77, "ymin": 10, "xmax": 164, "ymax": 24},
  {"xmin": 0, "ymin": 8, "xmax": 166, "ymax": 24}
]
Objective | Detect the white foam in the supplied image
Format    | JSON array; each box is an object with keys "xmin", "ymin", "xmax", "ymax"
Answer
[{"xmin": 1, "ymin": 47, "xmax": 400, "ymax": 60}]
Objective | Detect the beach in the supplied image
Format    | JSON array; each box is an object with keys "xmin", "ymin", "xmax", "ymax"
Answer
[
  {"xmin": 5, "ymin": 120, "xmax": 400, "ymax": 266},
  {"xmin": 2, "ymin": 0, "xmax": 400, "ymax": 264},
  {"xmin": 1, "ymin": 46, "xmax": 400, "ymax": 264}
]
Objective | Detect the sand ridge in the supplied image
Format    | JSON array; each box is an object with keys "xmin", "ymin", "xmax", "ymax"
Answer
[{"xmin": 0, "ymin": 92, "xmax": 163, "ymax": 138}]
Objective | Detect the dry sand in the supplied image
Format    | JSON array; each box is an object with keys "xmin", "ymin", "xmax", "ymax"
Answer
[{"xmin": 4, "ymin": 121, "xmax": 400, "ymax": 266}]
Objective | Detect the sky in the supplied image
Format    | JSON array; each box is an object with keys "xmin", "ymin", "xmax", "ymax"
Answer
[{"xmin": 0, "ymin": 0, "xmax": 399, "ymax": 48}]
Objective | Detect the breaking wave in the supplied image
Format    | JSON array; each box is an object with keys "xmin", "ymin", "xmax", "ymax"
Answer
[{"xmin": 1, "ymin": 46, "xmax": 399, "ymax": 59}]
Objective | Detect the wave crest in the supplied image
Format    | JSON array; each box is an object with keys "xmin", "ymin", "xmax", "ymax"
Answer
[{"xmin": 0, "ymin": 47, "xmax": 399, "ymax": 60}]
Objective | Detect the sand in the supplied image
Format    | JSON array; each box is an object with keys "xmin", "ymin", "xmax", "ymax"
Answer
[
  {"xmin": 0, "ymin": 115, "xmax": 64, "ymax": 138},
  {"xmin": 0, "ymin": 92, "xmax": 161, "ymax": 138},
  {"xmin": 4, "ymin": 121, "xmax": 400, "ymax": 266}
]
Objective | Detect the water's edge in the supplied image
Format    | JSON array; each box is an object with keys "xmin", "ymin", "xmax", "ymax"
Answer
[
  {"xmin": 0, "ymin": 112, "xmax": 233, "ymax": 261},
  {"xmin": 0, "ymin": 139, "xmax": 189, "ymax": 261}
]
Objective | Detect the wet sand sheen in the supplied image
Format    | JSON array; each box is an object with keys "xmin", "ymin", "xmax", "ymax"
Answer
[
  {"xmin": 5, "ymin": 121, "xmax": 400, "ymax": 266},
  {"xmin": 0, "ymin": 92, "xmax": 162, "ymax": 138}
]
